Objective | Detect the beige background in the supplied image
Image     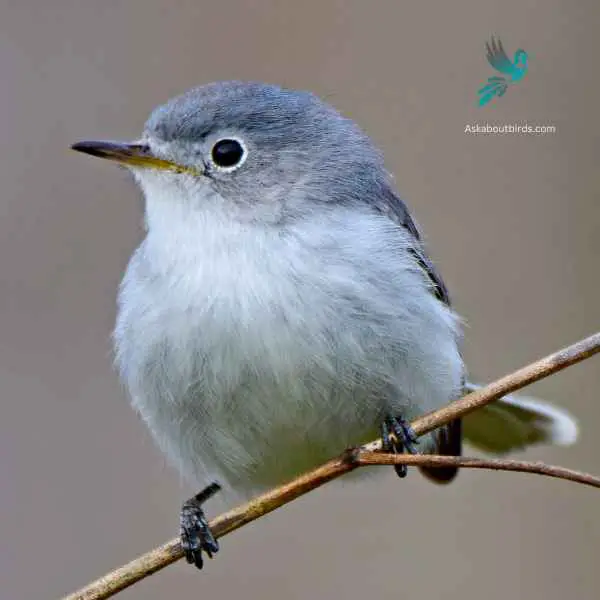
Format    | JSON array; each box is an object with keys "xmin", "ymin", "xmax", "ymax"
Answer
[{"xmin": 2, "ymin": 1, "xmax": 600, "ymax": 599}]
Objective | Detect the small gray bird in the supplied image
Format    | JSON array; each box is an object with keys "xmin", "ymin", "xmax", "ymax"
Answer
[{"xmin": 72, "ymin": 81, "xmax": 577, "ymax": 569}]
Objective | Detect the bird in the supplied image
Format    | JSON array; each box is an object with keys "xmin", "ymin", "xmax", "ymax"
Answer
[
  {"xmin": 72, "ymin": 81, "xmax": 577, "ymax": 569},
  {"xmin": 478, "ymin": 37, "xmax": 528, "ymax": 106}
]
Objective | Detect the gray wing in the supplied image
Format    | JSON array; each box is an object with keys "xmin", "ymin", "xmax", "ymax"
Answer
[
  {"xmin": 370, "ymin": 185, "xmax": 451, "ymax": 305},
  {"xmin": 486, "ymin": 37, "xmax": 515, "ymax": 75},
  {"xmin": 370, "ymin": 186, "xmax": 461, "ymax": 483}
]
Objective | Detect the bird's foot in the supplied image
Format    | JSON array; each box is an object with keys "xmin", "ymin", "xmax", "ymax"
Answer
[
  {"xmin": 381, "ymin": 415, "xmax": 419, "ymax": 478},
  {"xmin": 180, "ymin": 482, "xmax": 221, "ymax": 569}
]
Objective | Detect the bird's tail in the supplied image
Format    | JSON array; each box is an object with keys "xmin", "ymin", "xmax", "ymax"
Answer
[
  {"xmin": 462, "ymin": 382, "xmax": 579, "ymax": 454},
  {"xmin": 477, "ymin": 76, "xmax": 508, "ymax": 106}
]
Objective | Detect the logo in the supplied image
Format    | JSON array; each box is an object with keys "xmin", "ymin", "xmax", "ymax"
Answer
[{"xmin": 478, "ymin": 37, "xmax": 528, "ymax": 107}]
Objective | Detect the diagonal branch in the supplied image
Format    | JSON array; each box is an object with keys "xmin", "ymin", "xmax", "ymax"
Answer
[{"xmin": 61, "ymin": 331, "xmax": 600, "ymax": 600}]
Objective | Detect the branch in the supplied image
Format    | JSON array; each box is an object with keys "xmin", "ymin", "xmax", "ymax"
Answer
[
  {"xmin": 61, "ymin": 331, "xmax": 600, "ymax": 600},
  {"xmin": 357, "ymin": 451, "xmax": 600, "ymax": 489}
]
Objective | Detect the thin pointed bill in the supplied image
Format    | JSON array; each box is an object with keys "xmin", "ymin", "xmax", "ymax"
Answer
[{"xmin": 70, "ymin": 140, "xmax": 197, "ymax": 175}]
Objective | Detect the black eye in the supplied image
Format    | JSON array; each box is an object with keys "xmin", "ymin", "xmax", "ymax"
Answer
[{"xmin": 211, "ymin": 138, "xmax": 245, "ymax": 168}]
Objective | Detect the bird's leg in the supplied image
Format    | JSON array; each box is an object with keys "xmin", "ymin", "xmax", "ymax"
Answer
[
  {"xmin": 380, "ymin": 416, "xmax": 419, "ymax": 478},
  {"xmin": 180, "ymin": 482, "xmax": 221, "ymax": 569}
]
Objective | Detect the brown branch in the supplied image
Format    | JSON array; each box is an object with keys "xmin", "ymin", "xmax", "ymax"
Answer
[
  {"xmin": 357, "ymin": 451, "xmax": 600, "ymax": 489},
  {"xmin": 61, "ymin": 331, "xmax": 600, "ymax": 600}
]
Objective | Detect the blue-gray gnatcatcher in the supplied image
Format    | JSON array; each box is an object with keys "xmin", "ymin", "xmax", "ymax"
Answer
[{"xmin": 72, "ymin": 81, "xmax": 577, "ymax": 569}]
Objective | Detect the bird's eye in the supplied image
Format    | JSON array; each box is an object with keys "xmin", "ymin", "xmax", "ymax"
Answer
[{"xmin": 210, "ymin": 138, "xmax": 246, "ymax": 170}]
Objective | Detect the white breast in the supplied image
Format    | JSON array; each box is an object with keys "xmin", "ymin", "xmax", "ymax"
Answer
[{"xmin": 114, "ymin": 194, "xmax": 464, "ymax": 497}]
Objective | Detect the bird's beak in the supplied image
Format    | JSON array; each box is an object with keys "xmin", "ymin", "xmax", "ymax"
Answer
[{"xmin": 70, "ymin": 140, "xmax": 196, "ymax": 175}]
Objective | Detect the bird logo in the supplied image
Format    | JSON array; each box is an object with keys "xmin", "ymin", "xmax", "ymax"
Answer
[{"xmin": 478, "ymin": 37, "xmax": 528, "ymax": 107}]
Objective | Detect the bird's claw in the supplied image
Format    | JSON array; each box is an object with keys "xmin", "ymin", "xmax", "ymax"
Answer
[
  {"xmin": 180, "ymin": 482, "xmax": 221, "ymax": 569},
  {"xmin": 381, "ymin": 415, "xmax": 419, "ymax": 478}
]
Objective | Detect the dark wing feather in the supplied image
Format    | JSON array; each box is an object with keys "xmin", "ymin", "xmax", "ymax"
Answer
[
  {"xmin": 486, "ymin": 37, "xmax": 514, "ymax": 75},
  {"xmin": 369, "ymin": 185, "xmax": 451, "ymax": 304},
  {"xmin": 419, "ymin": 418, "xmax": 462, "ymax": 483},
  {"xmin": 370, "ymin": 186, "xmax": 462, "ymax": 483}
]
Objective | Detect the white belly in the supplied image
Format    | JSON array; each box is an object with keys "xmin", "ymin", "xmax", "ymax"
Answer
[{"xmin": 114, "ymin": 206, "xmax": 464, "ymax": 496}]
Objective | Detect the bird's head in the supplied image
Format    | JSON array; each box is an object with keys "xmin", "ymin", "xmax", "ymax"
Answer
[
  {"xmin": 72, "ymin": 82, "xmax": 389, "ymax": 226},
  {"xmin": 514, "ymin": 49, "xmax": 528, "ymax": 70}
]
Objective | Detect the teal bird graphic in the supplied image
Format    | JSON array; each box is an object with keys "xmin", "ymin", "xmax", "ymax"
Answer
[{"xmin": 478, "ymin": 37, "xmax": 528, "ymax": 106}]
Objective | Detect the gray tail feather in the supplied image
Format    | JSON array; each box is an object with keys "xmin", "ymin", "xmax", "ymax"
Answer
[{"xmin": 462, "ymin": 382, "xmax": 579, "ymax": 454}]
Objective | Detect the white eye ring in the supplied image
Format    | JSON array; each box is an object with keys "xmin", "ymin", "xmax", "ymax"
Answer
[{"xmin": 209, "ymin": 137, "xmax": 248, "ymax": 172}]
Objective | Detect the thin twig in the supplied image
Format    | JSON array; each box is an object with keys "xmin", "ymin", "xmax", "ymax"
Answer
[
  {"xmin": 61, "ymin": 331, "xmax": 600, "ymax": 600},
  {"xmin": 357, "ymin": 451, "xmax": 600, "ymax": 489}
]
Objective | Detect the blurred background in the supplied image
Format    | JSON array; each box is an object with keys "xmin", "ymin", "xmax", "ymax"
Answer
[{"xmin": 2, "ymin": 1, "xmax": 599, "ymax": 599}]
